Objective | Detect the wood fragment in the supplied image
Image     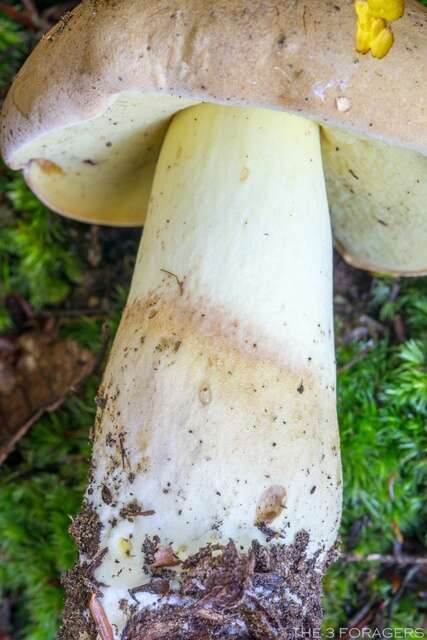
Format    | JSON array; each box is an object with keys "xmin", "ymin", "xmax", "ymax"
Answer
[
  {"xmin": 89, "ymin": 594, "xmax": 114, "ymax": 640},
  {"xmin": 342, "ymin": 553, "xmax": 427, "ymax": 566},
  {"xmin": 151, "ymin": 547, "xmax": 181, "ymax": 569},
  {"xmin": 393, "ymin": 314, "xmax": 406, "ymax": 342}
]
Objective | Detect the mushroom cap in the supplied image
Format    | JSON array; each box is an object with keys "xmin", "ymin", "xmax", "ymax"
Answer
[{"xmin": 1, "ymin": 0, "xmax": 426, "ymax": 271}]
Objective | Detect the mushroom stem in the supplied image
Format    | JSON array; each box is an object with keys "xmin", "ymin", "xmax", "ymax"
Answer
[{"xmin": 74, "ymin": 104, "xmax": 341, "ymax": 638}]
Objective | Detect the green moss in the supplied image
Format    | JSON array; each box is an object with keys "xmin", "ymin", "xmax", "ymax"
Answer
[
  {"xmin": 0, "ymin": 308, "xmax": 124, "ymax": 638},
  {"xmin": 0, "ymin": 10, "xmax": 27, "ymax": 90},
  {"xmin": 0, "ymin": 174, "xmax": 120, "ymax": 635},
  {"xmin": 0, "ymin": 378, "xmax": 96, "ymax": 639},
  {"xmin": 337, "ymin": 340, "xmax": 427, "ymax": 551},
  {"xmin": 0, "ymin": 169, "xmax": 83, "ymax": 330},
  {"xmin": 324, "ymin": 562, "xmax": 427, "ymax": 633},
  {"xmin": 323, "ymin": 277, "xmax": 427, "ymax": 631}
]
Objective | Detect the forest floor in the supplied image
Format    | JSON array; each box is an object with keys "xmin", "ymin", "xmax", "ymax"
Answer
[{"xmin": 0, "ymin": 2, "xmax": 426, "ymax": 639}]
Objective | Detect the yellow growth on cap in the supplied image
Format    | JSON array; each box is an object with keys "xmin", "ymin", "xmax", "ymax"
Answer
[
  {"xmin": 355, "ymin": 0, "xmax": 404, "ymax": 59},
  {"xmin": 368, "ymin": 0, "xmax": 404, "ymax": 21}
]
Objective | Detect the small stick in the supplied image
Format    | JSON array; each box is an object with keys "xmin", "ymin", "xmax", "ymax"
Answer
[
  {"xmin": 0, "ymin": 3, "xmax": 37, "ymax": 29},
  {"xmin": 86, "ymin": 547, "xmax": 109, "ymax": 578},
  {"xmin": 342, "ymin": 553, "xmax": 427, "ymax": 566},
  {"xmin": 21, "ymin": 0, "xmax": 40, "ymax": 26},
  {"xmin": 393, "ymin": 314, "xmax": 406, "ymax": 343},
  {"xmin": 346, "ymin": 597, "xmax": 377, "ymax": 632},
  {"xmin": 385, "ymin": 565, "xmax": 420, "ymax": 626},
  {"xmin": 160, "ymin": 269, "xmax": 184, "ymax": 296},
  {"xmin": 89, "ymin": 594, "xmax": 114, "ymax": 640},
  {"xmin": 338, "ymin": 344, "xmax": 373, "ymax": 374},
  {"xmin": 118, "ymin": 432, "xmax": 130, "ymax": 470}
]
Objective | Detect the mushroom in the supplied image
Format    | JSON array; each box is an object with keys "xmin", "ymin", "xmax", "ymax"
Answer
[
  {"xmin": 322, "ymin": 126, "xmax": 427, "ymax": 275},
  {"xmin": 1, "ymin": 1, "xmax": 426, "ymax": 638}
]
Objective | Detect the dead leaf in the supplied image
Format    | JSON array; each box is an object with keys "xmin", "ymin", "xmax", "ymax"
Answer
[
  {"xmin": 0, "ymin": 326, "xmax": 94, "ymax": 464},
  {"xmin": 151, "ymin": 547, "xmax": 181, "ymax": 569}
]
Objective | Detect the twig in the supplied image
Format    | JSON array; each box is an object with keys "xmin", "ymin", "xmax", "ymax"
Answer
[
  {"xmin": 342, "ymin": 553, "xmax": 427, "ymax": 566},
  {"xmin": 21, "ymin": 0, "xmax": 40, "ymax": 26},
  {"xmin": 118, "ymin": 432, "xmax": 130, "ymax": 470},
  {"xmin": 389, "ymin": 282, "xmax": 401, "ymax": 304},
  {"xmin": 346, "ymin": 597, "xmax": 377, "ymax": 630},
  {"xmin": 0, "ymin": 3, "xmax": 38, "ymax": 29},
  {"xmin": 359, "ymin": 314, "xmax": 387, "ymax": 338},
  {"xmin": 385, "ymin": 565, "xmax": 420, "ymax": 627},
  {"xmin": 89, "ymin": 594, "xmax": 113, "ymax": 640},
  {"xmin": 86, "ymin": 547, "xmax": 109, "ymax": 578},
  {"xmin": 0, "ymin": 397, "xmax": 65, "ymax": 466},
  {"xmin": 22, "ymin": 0, "xmax": 36, "ymax": 11},
  {"xmin": 388, "ymin": 474, "xmax": 396, "ymax": 501},
  {"xmin": 393, "ymin": 314, "xmax": 406, "ymax": 343},
  {"xmin": 160, "ymin": 269, "xmax": 184, "ymax": 296},
  {"xmin": 39, "ymin": 308, "xmax": 110, "ymax": 319},
  {"xmin": 338, "ymin": 343, "xmax": 374, "ymax": 373}
]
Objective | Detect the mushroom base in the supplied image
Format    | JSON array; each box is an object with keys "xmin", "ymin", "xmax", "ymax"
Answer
[
  {"xmin": 123, "ymin": 531, "xmax": 335, "ymax": 640},
  {"xmin": 59, "ymin": 526, "xmax": 336, "ymax": 640}
]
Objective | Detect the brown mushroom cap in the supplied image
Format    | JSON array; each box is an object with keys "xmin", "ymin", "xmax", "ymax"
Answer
[{"xmin": 1, "ymin": 0, "xmax": 426, "ymax": 271}]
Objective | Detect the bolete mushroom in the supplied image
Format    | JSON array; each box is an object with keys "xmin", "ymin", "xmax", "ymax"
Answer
[{"xmin": 1, "ymin": 1, "xmax": 426, "ymax": 638}]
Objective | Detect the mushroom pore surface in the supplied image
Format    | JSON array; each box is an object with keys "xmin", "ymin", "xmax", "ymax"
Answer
[{"xmin": 9, "ymin": 89, "xmax": 427, "ymax": 275}]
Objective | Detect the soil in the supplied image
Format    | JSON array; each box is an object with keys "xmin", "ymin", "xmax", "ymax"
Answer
[
  {"xmin": 122, "ymin": 531, "xmax": 334, "ymax": 640},
  {"xmin": 60, "ymin": 519, "xmax": 335, "ymax": 640},
  {"xmin": 69, "ymin": 501, "xmax": 102, "ymax": 558},
  {"xmin": 58, "ymin": 502, "xmax": 104, "ymax": 639},
  {"xmin": 58, "ymin": 563, "xmax": 98, "ymax": 640},
  {"xmin": 332, "ymin": 251, "xmax": 373, "ymax": 341}
]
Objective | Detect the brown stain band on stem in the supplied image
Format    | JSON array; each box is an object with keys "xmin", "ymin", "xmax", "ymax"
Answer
[
  {"xmin": 92, "ymin": 288, "xmax": 340, "ymax": 495},
  {"xmin": 99, "ymin": 288, "xmax": 335, "ymax": 441},
  {"xmin": 119, "ymin": 285, "xmax": 331, "ymax": 382}
]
